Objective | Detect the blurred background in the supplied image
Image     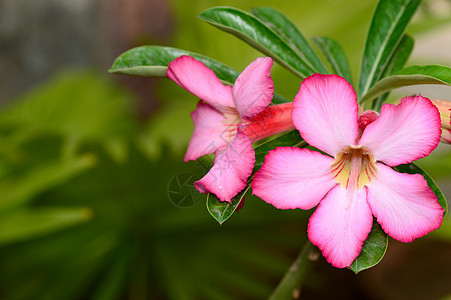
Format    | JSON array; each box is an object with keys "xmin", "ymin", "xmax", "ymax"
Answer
[{"xmin": 0, "ymin": 0, "xmax": 450, "ymax": 299}]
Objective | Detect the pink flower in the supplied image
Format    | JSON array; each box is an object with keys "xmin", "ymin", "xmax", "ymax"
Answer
[
  {"xmin": 167, "ymin": 56, "xmax": 293, "ymax": 203},
  {"xmin": 252, "ymin": 74, "xmax": 445, "ymax": 268}
]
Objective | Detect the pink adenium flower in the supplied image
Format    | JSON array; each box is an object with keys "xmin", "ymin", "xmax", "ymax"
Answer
[
  {"xmin": 252, "ymin": 74, "xmax": 445, "ymax": 268},
  {"xmin": 167, "ymin": 56, "xmax": 293, "ymax": 203}
]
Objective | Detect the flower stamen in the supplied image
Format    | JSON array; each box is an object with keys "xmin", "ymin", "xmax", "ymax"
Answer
[{"xmin": 331, "ymin": 146, "xmax": 377, "ymax": 208}]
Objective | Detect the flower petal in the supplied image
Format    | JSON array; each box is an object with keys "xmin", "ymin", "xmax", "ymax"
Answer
[
  {"xmin": 308, "ymin": 186, "xmax": 373, "ymax": 268},
  {"xmin": 194, "ymin": 130, "xmax": 255, "ymax": 203},
  {"xmin": 366, "ymin": 163, "xmax": 444, "ymax": 242},
  {"xmin": 242, "ymin": 102, "xmax": 294, "ymax": 142},
  {"xmin": 184, "ymin": 102, "xmax": 234, "ymax": 162},
  {"xmin": 167, "ymin": 55, "xmax": 234, "ymax": 111},
  {"xmin": 292, "ymin": 74, "xmax": 359, "ymax": 156},
  {"xmin": 359, "ymin": 96, "xmax": 441, "ymax": 166},
  {"xmin": 252, "ymin": 147, "xmax": 336, "ymax": 210},
  {"xmin": 232, "ymin": 57, "xmax": 274, "ymax": 120}
]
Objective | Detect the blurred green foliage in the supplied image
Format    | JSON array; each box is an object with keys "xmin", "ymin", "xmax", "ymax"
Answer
[
  {"xmin": 0, "ymin": 69, "xmax": 312, "ymax": 299},
  {"xmin": 0, "ymin": 0, "xmax": 449, "ymax": 299}
]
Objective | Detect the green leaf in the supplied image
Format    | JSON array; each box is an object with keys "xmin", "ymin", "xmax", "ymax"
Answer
[
  {"xmin": 311, "ymin": 36, "xmax": 353, "ymax": 84},
  {"xmin": 206, "ymin": 184, "xmax": 250, "ymax": 225},
  {"xmin": 360, "ymin": 65, "xmax": 451, "ymax": 103},
  {"xmin": 199, "ymin": 7, "xmax": 316, "ymax": 78},
  {"xmin": 271, "ymin": 93, "xmax": 290, "ymax": 104},
  {"xmin": 0, "ymin": 207, "xmax": 92, "ymax": 246},
  {"xmin": 370, "ymin": 34, "xmax": 414, "ymax": 110},
  {"xmin": 358, "ymin": 0, "xmax": 422, "ymax": 98},
  {"xmin": 380, "ymin": 35, "xmax": 414, "ymax": 78},
  {"xmin": 109, "ymin": 45, "xmax": 289, "ymax": 104},
  {"xmin": 250, "ymin": 7, "xmax": 328, "ymax": 74},
  {"xmin": 109, "ymin": 45, "xmax": 239, "ymax": 82},
  {"xmin": 254, "ymin": 130, "xmax": 304, "ymax": 166},
  {"xmin": 349, "ymin": 221, "xmax": 388, "ymax": 274},
  {"xmin": 394, "ymin": 163, "xmax": 448, "ymax": 214}
]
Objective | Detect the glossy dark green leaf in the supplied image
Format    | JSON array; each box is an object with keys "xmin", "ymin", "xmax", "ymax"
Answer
[
  {"xmin": 311, "ymin": 36, "xmax": 353, "ymax": 84},
  {"xmin": 358, "ymin": 0, "xmax": 422, "ymax": 97},
  {"xmin": 360, "ymin": 65, "xmax": 451, "ymax": 103},
  {"xmin": 371, "ymin": 34, "xmax": 414, "ymax": 110},
  {"xmin": 109, "ymin": 45, "xmax": 239, "ymax": 82},
  {"xmin": 254, "ymin": 130, "xmax": 304, "ymax": 166},
  {"xmin": 199, "ymin": 7, "xmax": 316, "ymax": 78},
  {"xmin": 251, "ymin": 7, "xmax": 328, "ymax": 74},
  {"xmin": 394, "ymin": 163, "xmax": 448, "ymax": 214},
  {"xmin": 381, "ymin": 35, "xmax": 414, "ymax": 78},
  {"xmin": 109, "ymin": 45, "xmax": 289, "ymax": 104},
  {"xmin": 206, "ymin": 184, "xmax": 250, "ymax": 225},
  {"xmin": 350, "ymin": 221, "xmax": 388, "ymax": 274}
]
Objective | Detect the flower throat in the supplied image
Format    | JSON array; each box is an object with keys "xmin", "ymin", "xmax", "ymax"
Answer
[{"xmin": 331, "ymin": 146, "xmax": 377, "ymax": 190}]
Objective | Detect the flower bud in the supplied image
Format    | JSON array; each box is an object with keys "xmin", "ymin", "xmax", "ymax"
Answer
[
  {"xmin": 430, "ymin": 99, "xmax": 451, "ymax": 144},
  {"xmin": 358, "ymin": 110, "xmax": 379, "ymax": 131},
  {"xmin": 241, "ymin": 102, "xmax": 294, "ymax": 142}
]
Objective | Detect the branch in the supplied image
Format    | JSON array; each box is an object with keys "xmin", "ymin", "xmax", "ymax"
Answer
[{"xmin": 269, "ymin": 241, "xmax": 319, "ymax": 300}]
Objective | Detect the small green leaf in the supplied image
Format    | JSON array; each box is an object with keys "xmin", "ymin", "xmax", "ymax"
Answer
[
  {"xmin": 0, "ymin": 207, "xmax": 92, "ymax": 246},
  {"xmin": 109, "ymin": 46, "xmax": 239, "ymax": 82},
  {"xmin": 199, "ymin": 7, "xmax": 316, "ymax": 78},
  {"xmin": 349, "ymin": 221, "xmax": 388, "ymax": 274},
  {"xmin": 371, "ymin": 34, "xmax": 414, "ymax": 110},
  {"xmin": 394, "ymin": 163, "xmax": 448, "ymax": 214},
  {"xmin": 358, "ymin": 0, "xmax": 422, "ymax": 97},
  {"xmin": 311, "ymin": 36, "xmax": 353, "ymax": 84},
  {"xmin": 360, "ymin": 65, "xmax": 451, "ymax": 103},
  {"xmin": 251, "ymin": 7, "xmax": 328, "ymax": 74},
  {"xmin": 206, "ymin": 184, "xmax": 250, "ymax": 225},
  {"xmin": 271, "ymin": 93, "xmax": 290, "ymax": 105}
]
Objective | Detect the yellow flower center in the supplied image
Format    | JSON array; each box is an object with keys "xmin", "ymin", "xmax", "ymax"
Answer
[{"xmin": 331, "ymin": 146, "xmax": 377, "ymax": 190}]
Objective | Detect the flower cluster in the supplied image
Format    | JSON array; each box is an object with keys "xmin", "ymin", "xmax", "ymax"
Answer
[{"xmin": 168, "ymin": 56, "xmax": 444, "ymax": 268}]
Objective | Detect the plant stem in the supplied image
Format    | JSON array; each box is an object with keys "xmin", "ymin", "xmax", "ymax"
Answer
[{"xmin": 269, "ymin": 241, "xmax": 319, "ymax": 300}]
